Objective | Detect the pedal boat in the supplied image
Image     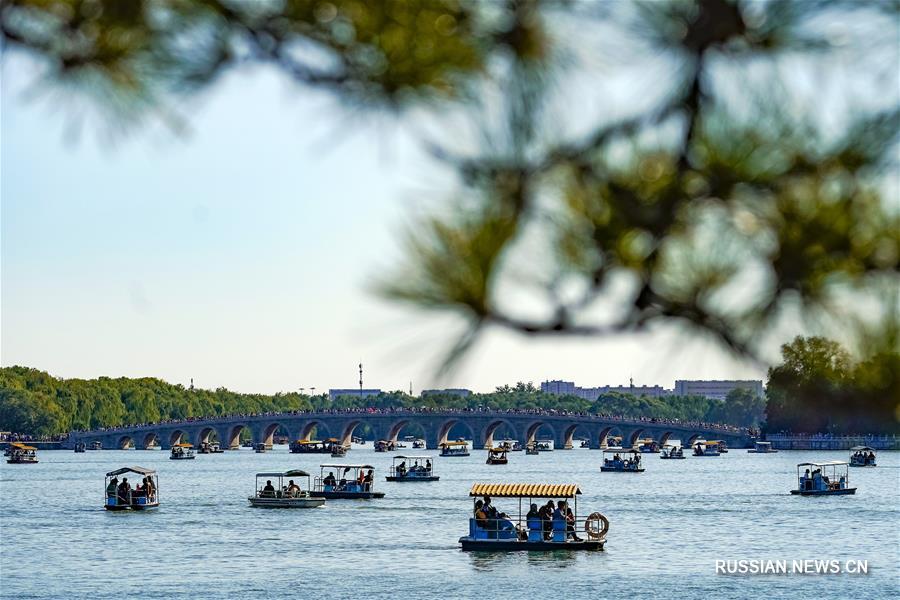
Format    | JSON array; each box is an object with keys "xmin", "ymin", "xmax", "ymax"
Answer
[
  {"xmin": 6, "ymin": 443, "xmax": 39, "ymax": 464},
  {"xmin": 791, "ymin": 461, "xmax": 856, "ymax": 496},
  {"xmin": 459, "ymin": 483, "xmax": 608, "ymax": 551},
  {"xmin": 849, "ymin": 446, "xmax": 876, "ymax": 467},
  {"xmin": 439, "ymin": 440, "xmax": 470, "ymax": 457},
  {"xmin": 692, "ymin": 441, "xmax": 720, "ymax": 457},
  {"xmin": 104, "ymin": 466, "xmax": 159, "ymax": 510},
  {"xmin": 659, "ymin": 444, "xmax": 685, "ymax": 459},
  {"xmin": 601, "ymin": 448, "xmax": 644, "ymax": 472},
  {"xmin": 486, "ymin": 447, "xmax": 509, "ymax": 465},
  {"xmin": 290, "ymin": 439, "xmax": 337, "ymax": 454},
  {"xmin": 747, "ymin": 441, "xmax": 778, "ymax": 453},
  {"xmin": 169, "ymin": 443, "xmax": 196, "ymax": 460},
  {"xmin": 248, "ymin": 470, "xmax": 325, "ymax": 508},
  {"xmin": 525, "ymin": 443, "xmax": 539, "ymax": 455},
  {"xmin": 312, "ymin": 464, "xmax": 385, "ymax": 499},
  {"xmin": 637, "ymin": 439, "xmax": 660, "ymax": 453},
  {"xmin": 386, "ymin": 455, "xmax": 439, "ymax": 482}
]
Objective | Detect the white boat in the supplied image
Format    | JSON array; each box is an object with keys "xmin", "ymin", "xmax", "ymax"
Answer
[
  {"xmin": 105, "ymin": 466, "xmax": 159, "ymax": 511},
  {"xmin": 849, "ymin": 446, "xmax": 876, "ymax": 467},
  {"xmin": 791, "ymin": 461, "xmax": 856, "ymax": 496},
  {"xmin": 386, "ymin": 455, "xmax": 439, "ymax": 482},
  {"xmin": 439, "ymin": 441, "xmax": 470, "ymax": 457},
  {"xmin": 692, "ymin": 441, "xmax": 720, "ymax": 457},
  {"xmin": 601, "ymin": 448, "xmax": 644, "ymax": 472},
  {"xmin": 6, "ymin": 443, "xmax": 38, "ymax": 464},
  {"xmin": 747, "ymin": 441, "xmax": 778, "ymax": 454},
  {"xmin": 248, "ymin": 470, "xmax": 325, "ymax": 508},
  {"xmin": 169, "ymin": 443, "xmax": 195, "ymax": 460},
  {"xmin": 659, "ymin": 444, "xmax": 685, "ymax": 459}
]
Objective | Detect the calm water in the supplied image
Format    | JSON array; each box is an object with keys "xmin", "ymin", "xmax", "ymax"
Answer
[{"xmin": 1, "ymin": 445, "xmax": 897, "ymax": 599}]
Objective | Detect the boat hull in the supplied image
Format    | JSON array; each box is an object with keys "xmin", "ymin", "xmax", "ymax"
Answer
[
  {"xmin": 169, "ymin": 456, "xmax": 195, "ymax": 460},
  {"xmin": 459, "ymin": 537, "xmax": 604, "ymax": 552},
  {"xmin": 104, "ymin": 503, "xmax": 159, "ymax": 511},
  {"xmin": 790, "ymin": 488, "xmax": 856, "ymax": 496},
  {"xmin": 312, "ymin": 491, "xmax": 385, "ymax": 499},
  {"xmin": 385, "ymin": 475, "xmax": 440, "ymax": 482},
  {"xmin": 659, "ymin": 456, "xmax": 685, "ymax": 459},
  {"xmin": 440, "ymin": 453, "xmax": 470, "ymax": 457},
  {"xmin": 486, "ymin": 459, "xmax": 508, "ymax": 465},
  {"xmin": 747, "ymin": 450, "xmax": 779, "ymax": 453},
  {"xmin": 248, "ymin": 497, "xmax": 325, "ymax": 508},
  {"xmin": 600, "ymin": 467, "xmax": 644, "ymax": 472},
  {"xmin": 849, "ymin": 464, "xmax": 875, "ymax": 467},
  {"xmin": 6, "ymin": 459, "xmax": 39, "ymax": 464}
]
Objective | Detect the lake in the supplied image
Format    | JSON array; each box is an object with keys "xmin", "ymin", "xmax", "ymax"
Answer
[{"xmin": 1, "ymin": 445, "xmax": 897, "ymax": 599}]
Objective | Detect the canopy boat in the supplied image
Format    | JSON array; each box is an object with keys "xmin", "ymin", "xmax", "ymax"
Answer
[
  {"xmin": 535, "ymin": 440, "xmax": 553, "ymax": 452},
  {"xmin": 330, "ymin": 444, "xmax": 348, "ymax": 458},
  {"xmin": 88, "ymin": 441, "xmax": 102, "ymax": 450},
  {"xmin": 198, "ymin": 442, "xmax": 223, "ymax": 454},
  {"xmin": 374, "ymin": 439, "xmax": 398, "ymax": 452},
  {"xmin": 248, "ymin": 470, "xmax": 325, "ymax": 508},
  {"xmin": 412, "ymin": 439, "xmax": 426, "ymax": 449},
  {"xmin": 313, "ymin": 464, "xmax": 385, "ymax": 499},
  {"xmin": 525, "ymin": 443, "xmax": 539, "ymax": 456},
  {"xmin": 711, "ymin": 440, "xmax": 728, "ymax": 453},
  {"xmin": 601, "ymin": 448, "xmax": 644, "ymax": 472},
  {"xmin": 486, "ymin": 447, "xmax": 509, "ymax": 465},
  {"xmin": 105, "ymin": 467, "xmax": 159, "ymax": 511},
  {"xmin": 386, "ymin": 455, "xmax": 439, "ymax": 482},
  {"xmin": 659, "ymin": 444, "xmax": 685, "ymax": 459},
  {"xmin": 692, "ymin": 441, "xmax": 720, "ymax": 457},
  {"xmin": 6, "ymin": 443, "xmax": 38, "ymax": 464},
  {"xmin": 498, "ymin": 439, "xmax": 522, "ymax": 452},
  {"xmin": 74, "ymin": 441, "xmax": 86, "ymax": 453},
  {"xmin": 747, "ymin": 441, "xmax": 778, "ymax": 454},
  {"xmin": 791, "ymin": 462, "xmax": 856, "ymax": 496},
  {"xmin": 351, "ymin": 436, "xmax": 364, "ymax": 445},
  {"xmin": 290, "ymin": 439, "xmax": 338, "ymax": 454},
  {"xmin": 439, "ymin": 441, "xmax": 470, "ymax": 457},
  {"xmin": 459, "ymin": 483, "xmax": 608, "ymax": 551},
  {"xmin": 241, "ymin": 441, "xmax": 254, "ymax": 448},
  {"xmin": 579, "ymin": 439, "xmax": 590, "ymax": 449},
  {"xmin": 849, "ymin": 446, "xmax": 876, "ymax": 467},
  {"xmin": 254, "ymin": 442, "xmax": 267, "ymax": 453},
  {"xmin": 170, "ymin": 443, "xmax": 196, "ymax": 460},
  {"xmin": 637, "ymin": 439, "xmax": 660, "ymax": 453}
]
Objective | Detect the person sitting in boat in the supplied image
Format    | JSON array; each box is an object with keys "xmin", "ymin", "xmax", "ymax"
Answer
[
  {"xmin": 286, "ymin": 480, "xmax": 301, "ymax": 497},
  {"xmin": 364, "ymin": 469, "xmax": 374, "ymax": 491},
  {"xmin": 425, "ymin": 459, "xmax": 432, "ymax": 473},
  {"xmin": 526, "ymin": 504, "xmax": 541, "ymax": 537},
  {"xmin": 261, "ymin": 480, "xmax": 276, "ymax": 498},
  {"xmin": 117, "ymin": 478, "xmax": 132, "ymax": 504},
  {"xmin": 107, "ymin": 477, "xmax": 118, "ymax": 499},
  {"xmin": 540, "ymin": 501, "xmax": 554, "ymax": 540},
  {"xmin": 397, "ymin": 461, "xmax": 407, "ymax": 477},
  {"xmin": 868, "ymin": 451, "xmax": 875, "ymax": 464},
  {"xmin": 323, "ymin": 471, "xmax": 337, "ymax": 487},
  {"xmin": 800, "ymin": 469, "xmax": 810, "ymax": 490},
  {"xmin": 551, "ymin": 501, "xmax": 568, "ymax": 540},
  {"xmin": 473, "ymin": 500, "xmax": 490, "ymax": 533},
  {"xmin": 566, "ymin": 506, "xmax": 583, "ymax": 542}
]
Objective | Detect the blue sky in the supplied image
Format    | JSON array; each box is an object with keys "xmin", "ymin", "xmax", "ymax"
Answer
[{"xmin": 1, "ymin": 52, "xmax": 764, "ymax": 394}]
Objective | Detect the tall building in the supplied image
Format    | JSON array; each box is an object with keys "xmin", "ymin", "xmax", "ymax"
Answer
[
  {"xmin": 328, "ymin": 388, "xmax": 383, "ymax": 400},
  {"xmin": 541, "ymin": 380, "xmax": 668, "ymax": 400},
  {"xmin": 673, "ymin": 380, "xmax": 763, "ymax": 400}
]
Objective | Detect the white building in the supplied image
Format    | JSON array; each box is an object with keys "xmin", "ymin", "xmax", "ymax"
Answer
[
  {"xmin": 541, "ymin": 380, "xmax": 669, "ymax": 400},
  {"xmin": 673, "ymin": 380, "xmax": 763, "ymax": 400}
]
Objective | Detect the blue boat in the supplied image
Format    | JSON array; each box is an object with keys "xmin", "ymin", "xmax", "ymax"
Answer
[
  {"xmin": 791, "ymin": 461, "xmax": 856, "ymax": 496},
  {"xmin": 600, "ymin": 448, "xmax": 644, "ymax": 472},
  {"xmin": 386, "ymin": 455, "xmax": 439, "ymax": 482}
]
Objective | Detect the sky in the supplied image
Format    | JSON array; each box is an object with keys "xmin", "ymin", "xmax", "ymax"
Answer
[{"xmin": 1, "ymin": 52, "xmax": 766, "ymax": 394}]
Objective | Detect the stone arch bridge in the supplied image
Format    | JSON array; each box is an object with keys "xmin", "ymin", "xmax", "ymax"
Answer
[{"xmin": 67, "ymin": 410, "xmax": 751, "ymax": 451}]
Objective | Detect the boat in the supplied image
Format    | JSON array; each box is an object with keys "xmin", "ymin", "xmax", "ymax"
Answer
[
  {"xmin": 88, "ymin": 441, "xmax": 102, "ymax": 451},
  {"xmin": 6, "ymin": 443, "xmax": 39, "ymax": 464},
  {"xmin": 525, "ymin": 443, "xmax": 539, "ymax": 456},
  {"xmin": 486, "ymin": 447, "xmax": 509, "ymax": 465},
  {"xmin": 579, "ymin": 439, "xmax": 590, "ymax": 449},
  {"xmin": 290, "ymin": 439, "xmax": 335, "ymax": 454},
  {"xmin": 710, "ymin": 440, "xmax": 728, "ymax": 453},
  {"xmin": 535, "ymin": 440, "xmax": 553, "ymax": 452},
  {"xmin": 248, "ymin": 470, "xmax": 325, "ymax": 508},
  {"xmin": 330, "ymin": 444, "xmax": 348, "ymax": 458},
  {"xmin": 791, "ymin": 461, "xmax": 856, "ymax": 496},
  {"xmin": 659, "ymin": 444, "xmax": 685, "ymax": 459},
  {"xmin": 637, "ymin": 439, "xmax": 660, "ymax": 453},
  {"xmin": 374, "ymin": 439, "xmax": 398, "ymax": 452},
  {"xmin": 241, "ymin": 441, "xmax": 254, "ymax": 448},
  {"xmin": 254, "ymin": 442, "xmax": 267, "ymax": 453},
  {"xmin": 498, "ymin": 439, "xmax": 522, "ymax": 452},
  {"xmin": 169, "ymin": 443, "xmax": 196, "ymax": 460},
  {"xmin": 458, "ymin": 483, "xmax": 608, "ymax": 551},
  {"xmin": 386, "ymin": 455, "xmax": 439, "ymax": 482},
  {"xmin": 74, "ymin": 441, "xmax": 86, "ymax": 453},
  {"xmin": 312, "ymin": 464, "xmax": 385, "ymax": 499},
  {"xmin": 600, "ymin": 448, "xmax": 644, "ymax": 472},
  {"xmin": 439, "ymin": 440, "xmax": 470, "ymax": 457},
  {"xmin": 412, "ymin": 439, "xmax": 426, "ymax": 449},
  {"xmin": 692, "ymin": 441, "xmax": 720, "ymax": 457},
  {"xmin": 199, "ymin": 442, "xmax": 224, "ymax": 454},
  {"xmin": 351, "ymin": 436, "xmax": 364, "ymax": 445},
  {"xmin": 849, "ymin": 446, "xmax": 876, "ymax": 467},
  {"xmin": 104, "ymin": 466, "xmax": 159, "ymax": 510},
  {"xmin": 747, "ymin": 441, "xmax": 778, "ymax": 454}
]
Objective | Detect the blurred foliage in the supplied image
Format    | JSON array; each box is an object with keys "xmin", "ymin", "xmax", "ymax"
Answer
[
  {"xmin": 765, "ymin": 336, "xmax": 899, "ymax": 433},
  {"xmin": 3, "ymin": 0, "xmax": 898, "ymax": 422},
  {"xmin": 0, "ymin": 366, "xmax": 760, "ymax": 435}
]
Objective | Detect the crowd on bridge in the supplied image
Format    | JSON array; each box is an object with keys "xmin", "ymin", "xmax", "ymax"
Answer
[
  {"xmin": 69, "ymin": 406, "xmax": 752, "ymax": 436},
  {"xmin": 1, "ymin": 432, "xmax": 69, "ymax": 442}
]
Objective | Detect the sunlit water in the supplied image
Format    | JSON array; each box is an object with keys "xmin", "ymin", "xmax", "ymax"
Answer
[{"xmin": 1, "ymin": 444, "xmax": 897, "ymax": 599}]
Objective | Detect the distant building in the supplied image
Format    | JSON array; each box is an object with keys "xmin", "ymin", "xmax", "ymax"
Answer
[
  {"xmin": 328, "ymin": 388, "xmax": 383, "ymax": 400},
  {"xmin": 422, "ymin": 388, "xmax": 472, "ymax": 397},
  {"xmin": 673, "ymin": 380, "xmax": 763, "ymax": 401},
  {"xmin": 541, "ymin": 380, "xmax": 668, "ymax": 400}
]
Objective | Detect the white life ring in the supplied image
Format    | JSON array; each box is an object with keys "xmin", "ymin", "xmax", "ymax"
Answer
[{"xmin": 585, "ymin": 512, "xmax": 610, "ymax": 540}]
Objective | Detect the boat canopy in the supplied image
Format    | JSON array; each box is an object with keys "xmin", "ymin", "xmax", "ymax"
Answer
[
  {"xmin": 9, "ymin": 443, "xmax": 37, "ymax": 450},
  {"xmin": 106, "ymin": 466, "xmax": 156, "ymax": 477},
  {"xmin": 294, "ymin": 440, "xmax": 322, "ymax": 445},
  {"xmin": 174, "ymin": 442, "xmax": 193, "ymax": 448},
  {"xmin": 602, "ymin": 447, "xmax": 638, "ymax": 453},
  {"xmin": 469, "ymin": 483, "xmax": 582, "ymax": 498},
  {"xmin": 440, "ymin": 441, "xmax": 468, "ymax": 447},
  {"xmin": 393, "ymin": 455, "xmax": 433, "ymax": 461},
  {"xmin": 324, "ymin": 438, "xmax": 340, "ymax": 443},
  {"xmin": 255, "ymin": 470, "xmax": 311, "ymax": 478},
  {"xmin": 488, "ymin": 447, "xmax": 507, "ymax": 454},
  {"xmin": 849, "ymin": 446, "xmax": 874, "ymax": 452},
  {"xmin": 319, "ymin": 463, "xmax": 374, "ymax": 469},
  {"xmin": 797, "ymin": 461, "xmax": 849, "ymax": 468}
]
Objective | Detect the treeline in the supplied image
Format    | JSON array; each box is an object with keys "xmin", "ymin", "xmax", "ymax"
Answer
[
  {"xmin": 0, "ymin": 368, "xmax": 763, "ymax": 436},
  {"xmin": 765, "ymin": 336, "xmax": 899, "ymax": 435}
]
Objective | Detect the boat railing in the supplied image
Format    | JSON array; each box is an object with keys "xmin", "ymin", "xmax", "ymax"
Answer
[
  {"xmin": 467, "ymin": 515, "xmax": 608, "ymax": 541},
  {"xmin": 313, "ymin": 476, "xmax": 374, "ymax": 492}
]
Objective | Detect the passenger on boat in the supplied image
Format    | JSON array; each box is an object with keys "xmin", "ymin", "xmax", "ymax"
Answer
[
  {"xmin": 566, "ymin": 506, "xmax": 583, "ymax": 541},
  {"xmin": 425, "ymin": 460, "xmax": 432, "ymax": 473},
  {"xmin": 286, "ymin": 480, "xmax": 301, "ymax": 497},
  {"xmin": 364, "ymin": 469, "xmax": 374, "ymax": 490},
  {"xmin": 261, "ymin": 480, "xmax": 276, "ymax": 498},
  {"xmin": 397, "ymin": 461, "xmax": 407, "ymax": 477},
  {"xmin": 324, "ymin": 472, "xmax": 337, "ymax": 487},
  {"xmin": 107, "ymin": 477, "xmax": 118, "ymax": 499},
  {"xmin": 551, "ymin": 502, "xmax": 568, "ymax": 540},
  {"xmin": 117, "ymin": 478, "xmax": 131, "ymax": 504},
  {"xmin": 474, "ymin": 500, "xmax": 490, "ymax": 532},
  {"xmin": 540, "ymin": 501, "xmax": 554, "ymax": 540},
  {"xmin": 144, "ymin": 477, "xmax": 155, "ymax": 501},
  {"xmin": 526, "ymin": 504, "xmax": 541, "ymax": 539}
]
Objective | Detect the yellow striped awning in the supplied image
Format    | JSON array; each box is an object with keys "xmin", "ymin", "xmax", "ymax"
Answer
[{"xmin": 469, "ymin": 483, "xmax": 581, "ymax": 498}]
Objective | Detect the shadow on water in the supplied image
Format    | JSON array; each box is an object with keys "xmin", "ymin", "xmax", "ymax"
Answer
[{"xmin": 467, "ymin": 549, "xmax": 579, "ymax": 571}]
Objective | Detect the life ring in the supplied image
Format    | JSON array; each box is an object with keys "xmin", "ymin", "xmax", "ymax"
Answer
[{"xmin": 585, "ymin": 512, "xmax": 609, "ymax": 540}]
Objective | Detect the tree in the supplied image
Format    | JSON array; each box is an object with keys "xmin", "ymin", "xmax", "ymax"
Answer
[
  {"xmin": 1, "ymin": 0, "xmax": 896, "ymax": 373},
  {"xmin": 721, "ymin": 388, "xmax": 765, "ymax": 428}
]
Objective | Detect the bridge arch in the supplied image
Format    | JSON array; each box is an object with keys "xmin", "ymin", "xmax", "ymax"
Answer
[
  {"xmin": 521, "ymin": 421, "xmax": 556, "ymax": 447},
  {"xmin": 684, "ymin": 433, "xmax": 703, "ymax": 448},
  {"xmin": 562, "ymin": 423, "xmax": 593, "ymax": 450},
  {"xmin": 117, "ymin": 435, "xmax": 134, "ymax": 450},
  {"xmin": 597, "ymin": 426, "xmax": 624, "ymax": 448},
  {"xmin": 299, "ymin": 420, "xmax": 332, "ymax": 442},
  {"xmin": 659, "ymin": 431, "xmax": 675, "ymax": 447},
  {"xmin": 169, "ymin": 430, "xmax": 187, "ymax": 446},
  {"xmin": 225, "ymin": 424, "xmax": 252, "ymax": 449},
  {"xmin": 261, "ymin": 422, "xmax": 292, "ymax": 448},
  {"xmin": 480, "ymin": 418, "xmax": 518, "ymax": 449},
  {"xmin": 141, "ymin": 431, "xmax": 159, "ymax": 449},
  {"xmin": 337, "ymin": 420, "xmax": 362, "ymax": 446},
  {"xmin": 194, "ymin": 426, "xmax": 222, "ymax": 447},
  {"xmin": 626, "ymin": 428, "xmax": 648, "ymax": 448},
  {"xmin": 436, "ymin": 418, "xmax": 476, "ymax": 446}
]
